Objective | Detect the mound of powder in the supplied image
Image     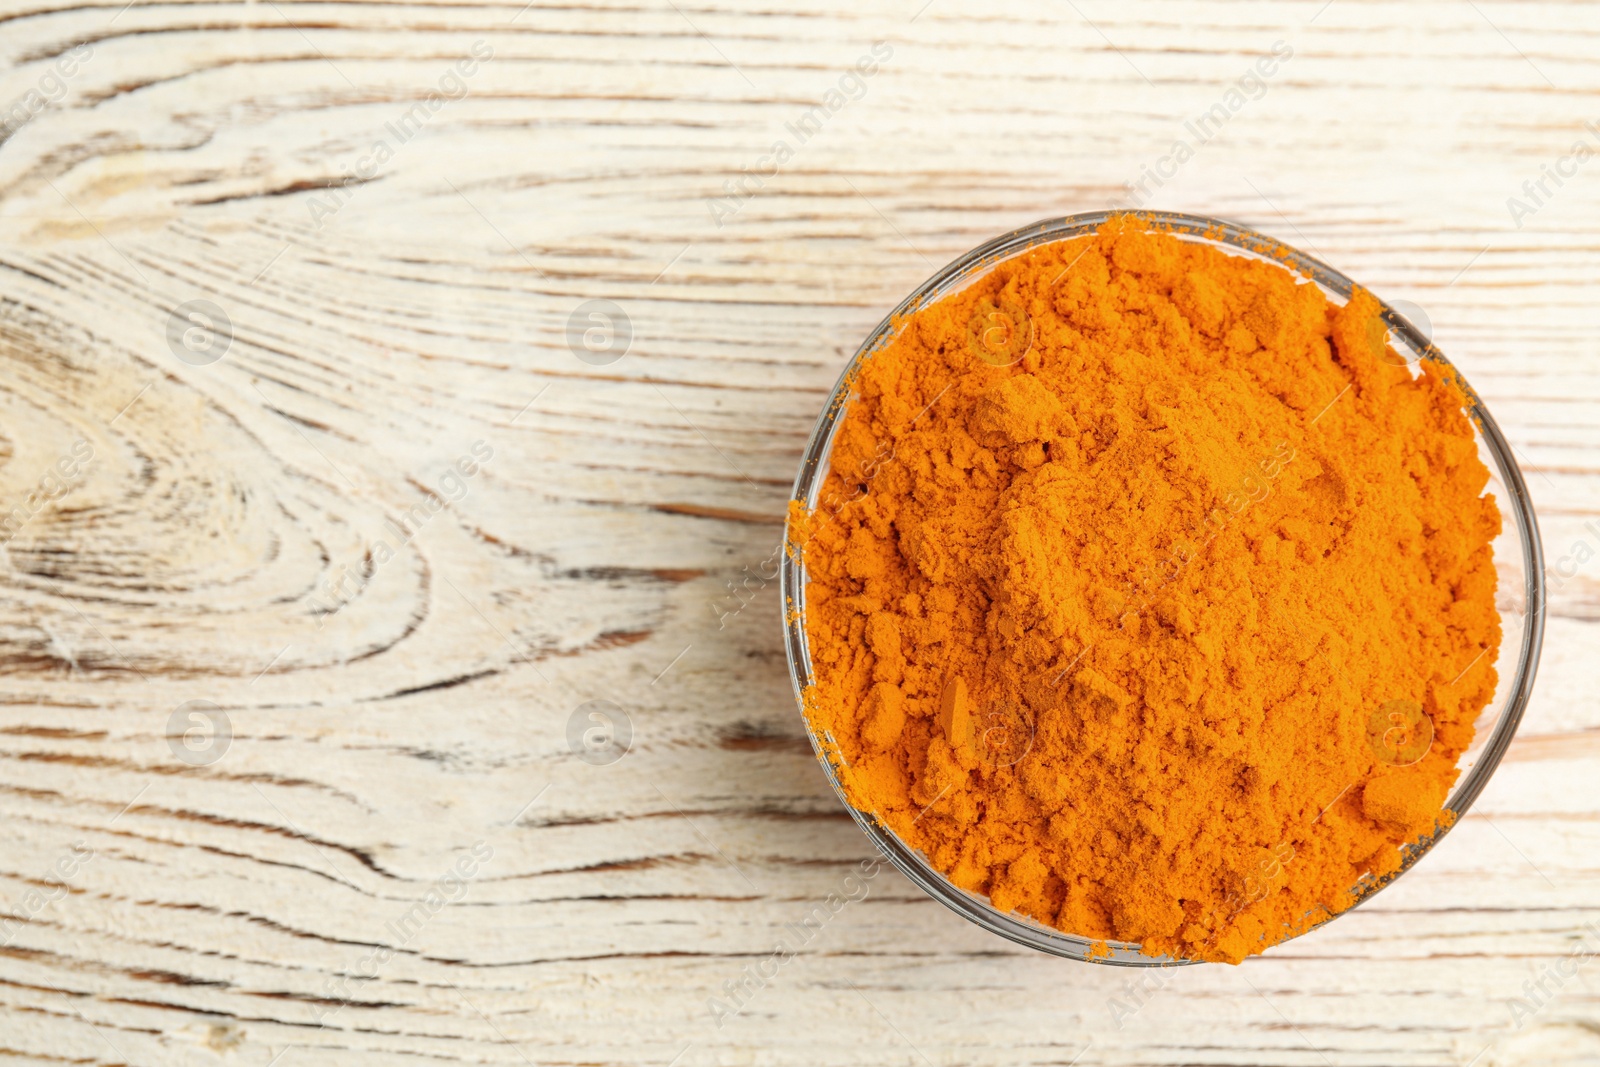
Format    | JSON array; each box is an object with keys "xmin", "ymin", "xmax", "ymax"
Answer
[{"xmin": 791, "ymin": 217, "xmax": 1501, "ymax": 963}]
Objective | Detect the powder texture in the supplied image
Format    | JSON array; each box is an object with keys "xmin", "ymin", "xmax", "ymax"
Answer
[{"xmin": 792, "ymin": 218, "xmax": 1501, "ymax": 963}]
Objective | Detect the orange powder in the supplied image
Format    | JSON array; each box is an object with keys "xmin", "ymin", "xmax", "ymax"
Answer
[{"xmin": 791, "ymin": 217, "xmax": 1501, "ymax": 963}]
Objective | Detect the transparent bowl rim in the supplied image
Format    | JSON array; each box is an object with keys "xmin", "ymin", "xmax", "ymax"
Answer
[{"xmin": 779, "ymin": 209, "xmax": 1547, "ymax": 966}]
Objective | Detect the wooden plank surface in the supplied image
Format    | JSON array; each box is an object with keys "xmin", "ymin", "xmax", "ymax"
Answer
[{"xmin": 0, "ymin": 0, "xmax": 1596, "ymax": 1062}]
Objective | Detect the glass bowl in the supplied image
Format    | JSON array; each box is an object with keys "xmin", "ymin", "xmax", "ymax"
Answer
[{"xmin": 779, "ymin": 210, "xmax": 1547, "ymax": 966}]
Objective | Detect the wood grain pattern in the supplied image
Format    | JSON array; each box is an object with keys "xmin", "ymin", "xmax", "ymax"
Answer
[{"xmin": 0, "ymin": 0, "xmax": 1596, "ymax": 1062}]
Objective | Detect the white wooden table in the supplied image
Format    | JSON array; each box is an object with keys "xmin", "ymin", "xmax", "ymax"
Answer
[{"xmin": 0, "ymin": 0, "xmax": 1594, "ymax": 1063}]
